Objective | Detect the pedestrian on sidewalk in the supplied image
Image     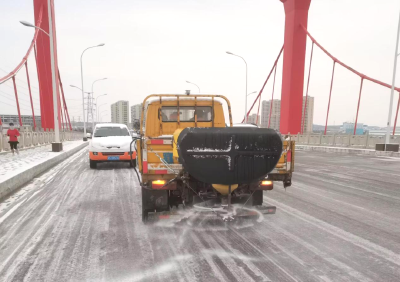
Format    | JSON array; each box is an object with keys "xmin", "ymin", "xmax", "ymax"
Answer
[{"xmin": 7, "ymin": 123, "xmax": 20, "ymax": 155}]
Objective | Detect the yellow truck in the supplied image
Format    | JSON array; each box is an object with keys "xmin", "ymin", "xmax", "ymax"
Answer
[{"xmin": 133, "ymin": 94, "xmax": 294, "ymax": 222}]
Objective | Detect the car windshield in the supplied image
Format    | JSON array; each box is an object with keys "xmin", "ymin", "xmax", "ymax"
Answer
[{"xmin": 94, "ymin": 127, "xmax": 130, "ymax": 137}]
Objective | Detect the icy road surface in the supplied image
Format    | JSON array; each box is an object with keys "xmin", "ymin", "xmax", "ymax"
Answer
[{"xmin": 1, "ymin": 148, "xmax": 400, "ymax": 282}]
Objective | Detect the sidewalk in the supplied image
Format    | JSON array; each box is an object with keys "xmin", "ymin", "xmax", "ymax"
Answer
[
  {"xmin": 296, "ymin": 145, "xmax": 400, "ymax": 158},
  {"xmin": 0, "ymin": 140, "xmax": 88, "ymax": 200}
]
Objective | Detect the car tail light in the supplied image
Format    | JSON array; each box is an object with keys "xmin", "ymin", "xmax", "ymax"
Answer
[{"xmin": 152, "ymin": 180, "xmax": 166, "ymax": 189}]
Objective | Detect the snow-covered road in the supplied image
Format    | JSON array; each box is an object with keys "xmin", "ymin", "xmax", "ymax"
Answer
[{"xmin": 1, "ymin": 148, "xmax": 400, "ymax": 282}]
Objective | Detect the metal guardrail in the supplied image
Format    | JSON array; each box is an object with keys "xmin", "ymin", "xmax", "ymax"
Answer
[
  {"xmin": 290, "ymin": 133, "xmax": 400, "ymax": 149},
  {"xmin": 0, "ymin": 130, "xmax": 82, "ymax": 152}
]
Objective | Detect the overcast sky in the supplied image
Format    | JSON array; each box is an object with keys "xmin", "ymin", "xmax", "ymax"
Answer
[{"xmin": 1, "ymin": 0, "xmax": 400, "ymax": 127}]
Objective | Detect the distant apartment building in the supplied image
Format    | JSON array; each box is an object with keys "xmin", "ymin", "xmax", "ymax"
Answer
[
  {"xmin": 261, "ymin": 100, "xmax": 281, "ymax": 130},
  {"xmin": 301, "ymin": 96, "xmax": 314, "ymax": 133},
  {"xmin": 247, "ymin": 113, "xmax": 260, "ymax": 126},
  {"xmin": 111, "ymin": 100, "xmax": 129, "ymax": 126},
  {"xmin": 342, "ymin": 122, "xmax": 364, "ymax": 135},
  {"xmin": 131, "ymin": 104, "xmax": 142, "ymax": 123},
  {"xmin": 261, "ymin": 96, "xmax": 314, "ymax": 133}
]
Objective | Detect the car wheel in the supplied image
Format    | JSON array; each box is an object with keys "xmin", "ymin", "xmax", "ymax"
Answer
[
  {"xmin": 90, "ymin": 159, "xmax": 97, "ymax": 169},
  {"xmin": 130, "ymin": 159, "xmax": 137, "ymax": 168}
]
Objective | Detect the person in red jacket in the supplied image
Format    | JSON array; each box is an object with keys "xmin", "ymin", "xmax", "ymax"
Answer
[{"xmin": 7, "ymin": 123, "xmax": 20, "ymax": 155}]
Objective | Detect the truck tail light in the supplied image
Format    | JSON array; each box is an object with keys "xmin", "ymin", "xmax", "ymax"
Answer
[
  {"xmin": 151, "ymin": 180, "xmax": 177, "ymax": 190},
  {"xmin": 259, "ymin": 180, "xmax": 273, "ymax": 190},
  {"xmin": 152, "ymin": 180, "xmax": 166, "ymax": 189}
]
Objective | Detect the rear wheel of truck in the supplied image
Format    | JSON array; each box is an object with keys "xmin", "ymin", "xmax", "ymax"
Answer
[
  {"xmin": 141, "ymin": 187, "xmax": 149, "ymax": 222},
  {"xmin": 141, "ymin": 187, "xmax": 169, "ymax": 223},
  {"xmin": 130, "ymin": 159, "xmax": 136, "ymax": 168},
  {"xmin": 90, "ymin": 160, "xmax": 97, "ymax": 169},
  {"xmin": 252, "ymin": 190, "xmax": 263, "ymax": 206}
]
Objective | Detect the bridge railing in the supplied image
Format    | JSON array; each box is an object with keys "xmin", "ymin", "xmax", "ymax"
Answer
[
  {"xmin": 0, "ymin": 129, "xmax": 82, "ymax": 152},
  {"xmin": 290, "ymin": 133, "xmax": 400, "ymax": 149}
]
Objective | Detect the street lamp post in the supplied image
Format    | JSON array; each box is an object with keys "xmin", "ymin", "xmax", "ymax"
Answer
[
  {"xmin": 227, "ymin": 51, "xmax": 248, "ymax": 123},
  {"xmin": 385, "ymin": 9, "xmax": 400, "ymax": 150},
  {"xmin": 100, "ymin": 110, "xmax": 108, "ymax": 122},
  {"xmin": 186, "ymin": 81, "xmax": 200, "ymax": 93},
  {"xmin": 97, "ymin": 102, "xmax": 107, "ymax": 122},
  {"xmin": 20, "ymin": 9, "xmax": 62, "ymax": 152},
  {"xmin": 91, "ymin": 78, "xmax": 107, "ymax": 129},
  {"xmin": 95, "ymin": 94, "xmax": 107, "ymax": 124},
  {"xmin": 80, "ymin": 44, "xmax": 105, "ymax": 141},
  {"xmin": 70, "ymin": 85, "xmax": 91, "ymax": 132}
]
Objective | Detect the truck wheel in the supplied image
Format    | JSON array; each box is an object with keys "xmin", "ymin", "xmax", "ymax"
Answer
[
  {"xmin": 90, "ymin": 160, "xmax": 97, "ymax": 169},
  {"xmin": 141, "ymin": 187, "xmax": 149, "ymax": 223},
  {"xmin": 252, "ymin": 190, "xmax": 263, "ymax": 206},
  {"xmin": 142, "ymin": 207, "xmax": 149, "ymax": 222},
  {"xmin": 130, "ymin": 159, "xmax": 137, "ymax": 168}
]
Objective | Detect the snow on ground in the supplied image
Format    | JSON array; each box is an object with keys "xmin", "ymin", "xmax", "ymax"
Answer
[
  {"xmin": 0, "ymin": 150, "xmax": 400, "ymax": 281},
  {"xmin": 0, "ymin": 140, "xmax": 84, "ymax": 183}
]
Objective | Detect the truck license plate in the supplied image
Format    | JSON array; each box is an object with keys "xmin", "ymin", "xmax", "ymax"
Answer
[{"xmin": 107, "ymin": 156, "xmax": 120, "ymax": 160}]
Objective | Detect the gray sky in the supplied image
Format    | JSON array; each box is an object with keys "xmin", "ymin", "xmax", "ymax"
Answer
[{"xmin": 1, "ymin": 0, "xmax": 400, "ymax": 127}]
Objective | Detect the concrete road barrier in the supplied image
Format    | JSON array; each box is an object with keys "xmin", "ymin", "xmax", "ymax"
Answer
[{"xmin": 296, "ymin": 145, "xmax": 400, "ymax": 158}]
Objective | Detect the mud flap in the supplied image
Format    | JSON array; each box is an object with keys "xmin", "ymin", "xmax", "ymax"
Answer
[
  {"xmin": 142, "ymin": 188, "xmax": 169, "ymax": 212},
  {"xmin": 177, "ymin": 127, "xmax": 283, "ymax": 185}
]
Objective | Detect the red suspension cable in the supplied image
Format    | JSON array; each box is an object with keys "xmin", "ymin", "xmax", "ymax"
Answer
[
  {"xmin": 255, "ymin": 91, "xmax": 262, "ymax": 125},
  {"xmin": 0, "ymin": 8, "xmax": 43, "ymax": 84},
  {"xmin": 60, "ymin": 96, "xmax": 65, "ymax": 131},
  {"xmin": 301, "ymin": 25, "xmax": 400, "ymax": 93},
  {"xmin": 393, "ymin": 92, "xmax": 400, "ymax": 136},
  {"xmin": 324, "ymin": 61, "xmax": 336, "ymax": 135},
  {"xmin": 354, "ymin": 78, "xmax": 364, "ymax": 135},
  {"xmin": 58, "ymin": 70, "xmax": 72, "ymax": 130},
  {"xmin": 25, "ymin": 62, "xmax": 37, "ymax": 131},
  {"xmin": 12, "ymin": 76, "xmax": 23, "ymax": 127},
  {"xmin": 302, "ymin": 42, "xmax": 314, "ymax": 134},
  {"xmin": 242, "ymin": 45, "xmax": 284, "ymax": 123},
  {"xmin": 268, "ymin": 65, "xmax": 278, "ymax": 128}
]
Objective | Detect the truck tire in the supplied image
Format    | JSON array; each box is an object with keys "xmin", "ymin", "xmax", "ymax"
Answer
[
  {"xmin": 141, "ymin": 187, "xmax": 149, "ymax": 223},
  {"xmin": 141, "ymin": 187, "xmax": 169, "ymax": 223},
  {"xmin": 252, "ymin": 190, "xmax": 263, "ymax": 206},
  {"xmin": 130, "ymin": 159, "xmax": 136, "ymax": 168},
  {"xmin": 90, "ymin": 160, "xmax": 97, "ymax": 169}
]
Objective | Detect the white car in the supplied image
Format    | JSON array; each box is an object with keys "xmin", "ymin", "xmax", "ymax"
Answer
[{"xmin": 88, "ymin": 123, "xmax": 136, "ymax": 169}]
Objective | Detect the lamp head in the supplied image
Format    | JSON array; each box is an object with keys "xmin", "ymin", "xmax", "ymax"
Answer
[{"xmin": 20, "ymin": 21, "xmax": 35, "ymax": 28}]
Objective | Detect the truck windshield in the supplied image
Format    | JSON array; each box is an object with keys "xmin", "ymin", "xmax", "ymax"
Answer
[
  {"xmin": 94, "ymin": 127, "xmax": 130, "ymax": 137},
  {"xmin": 161, "ymin": 106, "xmax": 212, "ymax": 122}
]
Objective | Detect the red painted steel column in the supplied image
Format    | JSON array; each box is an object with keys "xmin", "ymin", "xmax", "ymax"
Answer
[
  {"xmin": 12, "ymin": 77, "xmax": 23, "ymax": 127},
  {"xmin": 33, "ymin": 43, "xmax": 46, "ymax": 129},
  {"xmin": 34, "ymin": 0, "xmax": 61, "ymax": 130},
  {"xmin": 280, "ymin": 0, "xmax": 311, "ymax": 134},
  {"xmin": 25, "ymin": 62, "xmax": 37, "ymax": 130}
]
